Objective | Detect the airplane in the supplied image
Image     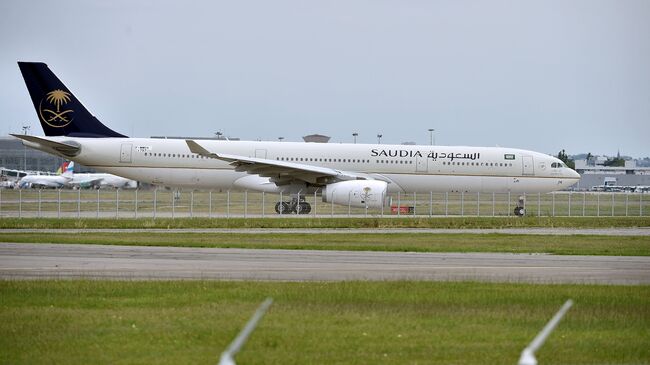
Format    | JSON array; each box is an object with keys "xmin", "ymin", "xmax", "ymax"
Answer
[
  {"xmin": 13, "ymin": 62, "xmax": 580, "ymax": 214},
  {"xmin": 65, "ymin": 161, "xmax": 138, "ymax": 189},
  {"xmin": 17, "ymin": 161, "xmax": 73, "ymax": 189}
]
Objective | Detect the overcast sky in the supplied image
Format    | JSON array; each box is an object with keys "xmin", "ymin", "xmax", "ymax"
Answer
[{"xmin": 1, "ymin": 0, "xmax": 648, "ymax": 157}]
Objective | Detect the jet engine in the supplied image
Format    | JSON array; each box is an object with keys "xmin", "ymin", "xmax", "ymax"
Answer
[{"xmin": 322, "ymin": 180, "xmax": 388, "ymax": 208}]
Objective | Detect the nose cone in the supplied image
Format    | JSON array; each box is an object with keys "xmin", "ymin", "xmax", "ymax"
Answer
[{"xmin": 569, "ymin": 169, "xmax": 580, "ymax": 179}]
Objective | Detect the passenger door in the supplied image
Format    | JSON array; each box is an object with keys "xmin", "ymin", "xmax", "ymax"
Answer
[
  {"xmin": 416, "ymin": 156, "xmax": 427, "ymax": 173},
  {"xmin": 255, "ymin": 149, "xmax": 267, "ymax": 159},
  {"xmin": 119, "ymin": 143, "xmax": 132, "ymax": 163},
  {"xmin": 522, "ymin": 155, "xmax": 534, "ymax": 175}
]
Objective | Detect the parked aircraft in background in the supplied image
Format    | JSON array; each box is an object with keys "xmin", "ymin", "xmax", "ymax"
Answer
[
  {"xmin": 17, "ymin": 161, "xmax": 73, "ymax": 189},
  {"xmin": 66, "ymin": 162, "xmax": 138, "ymax": 189},
  {"xmin": 14, "ymin": 62, "xmax": 580, "ymax": 214}
]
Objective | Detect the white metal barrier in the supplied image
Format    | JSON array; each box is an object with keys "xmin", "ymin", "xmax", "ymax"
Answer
[{"xmin": 0, "ymin": 189, "xmax": 647, "ymax": 218}]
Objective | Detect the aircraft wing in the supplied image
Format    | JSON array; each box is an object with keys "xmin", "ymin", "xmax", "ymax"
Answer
[
  {"xmin": 69, "ymin": 177, "xmax": 104, "ymax": 187},
  {"xmin": 186, "ymin": 140, "xmax": 382, "ymax": 185}
]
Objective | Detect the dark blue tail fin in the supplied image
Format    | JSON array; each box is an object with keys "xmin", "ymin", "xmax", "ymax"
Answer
[{"xmin": 18, "ymin": 62, "xmax": 127, "ymax": 138}]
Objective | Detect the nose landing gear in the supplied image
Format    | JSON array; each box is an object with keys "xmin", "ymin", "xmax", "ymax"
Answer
[
  {"xmin": 514, "ymin": 195, "xmax": 526, "ymax": 217},
  {"xmin": 275, "ymin": 196, "xmax": 311, "ymax": 214}
]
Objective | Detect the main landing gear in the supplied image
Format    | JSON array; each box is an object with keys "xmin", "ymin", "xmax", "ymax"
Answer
[{"xmin": 275, "ymin": 196, "xmax": 311, "ymax": 214}]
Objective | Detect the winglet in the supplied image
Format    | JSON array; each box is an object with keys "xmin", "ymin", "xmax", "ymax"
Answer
[{"xmin": 186, "ymin": 139, "xmax": 218, "ymax": 158}]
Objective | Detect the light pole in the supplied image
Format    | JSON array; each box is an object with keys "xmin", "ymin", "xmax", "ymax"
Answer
[
  {"xmin": 22, "ymin": 125, "xmax": 30, "ymax": 171},
  {"xmin": 377, "ymin": 134, "xmax": 382, "ymax": 144},
  {"xmin": 428, "ymin": 128, "xmax": 435, "ymax": 145},
  {"xmin": 352, "ymin": 132, "xmax": 358, "ymax": 144}
]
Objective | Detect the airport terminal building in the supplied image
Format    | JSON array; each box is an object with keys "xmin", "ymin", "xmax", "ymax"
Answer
[{"xmin": 574, "ymin": 158, "xmax": 650, "ymax": 191}]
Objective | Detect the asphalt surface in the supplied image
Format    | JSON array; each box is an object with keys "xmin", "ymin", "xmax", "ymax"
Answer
[
  {"xmin": 2, "ymin": 227, "xmax": 649, "ymax": 235},
  {"xmin": 1, "ymin": 243, "xmax": 648, "ymax": 284}
]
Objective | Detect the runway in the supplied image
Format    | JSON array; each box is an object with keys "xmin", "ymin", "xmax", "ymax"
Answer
[{"xmin": 1, "ymin": 243, "xmax": 648, "ymax": 284}]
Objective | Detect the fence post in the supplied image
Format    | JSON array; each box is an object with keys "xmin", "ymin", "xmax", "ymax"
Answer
[
  {"xmin": 611, "ymin": 193, "xmax": 614, "ymax": 216},
  {"xmin": 381, "ymin": 192, "xmax": 385, "ymax": 217},
  {"xmin": 445, "ymin": 192, "xmax": 448, "ymax": 216},
  {"xmin": 625, "ymin": 193, "xmax": 628, "ymax": 216},
  {"xmin": 397, "ymin": 192, "xmax": 401, "ymax": 217},
  {"xmin": 568, "ymin": 192, "xmax": 571, "ymax": 217},
  {"xmin": 171, "ymin": 190, "xmax": 175, "ymax": 219},
  {"xmin": 226, "ymin": 190, "xmax": 230, "ymax": 218},
  {"xmin": 477, "ymin": 192, "xmax": 480, "ymax": 216},
  {"xmin": 153, "ymin": 188, "xmax": 157, "ymax": 219},
  {"xmin": 261, "ymin": 191, "xmax": 265, "ymax": 218},
  {"xmin": 639, "ymin": 194, "xmax": 642, "ymax": 217},
  {"xmin": 190, "ymin": 190, "xmax": 194, "ymax": 218},
  {"xmin": 38, "ymin": 189, "xmax": 42, "ymax": 218},
  {"xmin": 429, "ymin": 191, "xmax": 433, "ymax": 217},
  {"xmin": 0, "ymin": 188, "xmax": 2, "ymax": 216},
  {"xmin": 461, "ymin": 191, "xmax": 464, "ymax": 216},
  {"xmin": 279, "ymin": 191, "xmax": 282, "ymax": 216},
  {"xmin": 582, "ymin": 192, "xmax": 586, "ymax": 217},
  {"xmin": 116, "ymin": 189, "xmax": 119, "ymax": 219},
  {"xmin": 77, "ymin": 188, "xmax": 81, "ymax": 219},
  {"xmin": 597, "ymin": 194, "xmax": 600, "ymax": 217},
  {"xmin": 209, "ymin": 191, "xmax": 212, "ymax": 218},
  {"xmin": 348, "ymin": 191, "xmax": 351, "ymax": 217},
  {"xmin": 18, "ymin": 189, "xmax": 22, "ymax": 218},
  {"xmin": 97, "ymin": 189, "xmax": 100, "ymax": 218},
  {"xmin": 331, "ymin": 193, "xmax": 334, "ymax": 217},
  {"xmin": 538, "ymin": 192, "xmax": 541, "ymax": 217},
  {"xmin": 57, "ymin": 189, "xmax": 61, "ymax": 218},
  {"xmin": 552, "ymin": 192, "xmax": 555, "ymax": 217},
  {"xmin": 413, "ymin": 192, "xmax": 416, "ymax": 217},
  {"xmin": 492, "ymin": 192, "xmax": 495, "ymax": 217},
  {"xmin": 313, "ymin": 190, "xmax": 317, "ymax": 218},
  {"xmin": 244, "ymin": 190, "xmax": 248, "ymax": 218},
  {"xmin": 508, "ymin": 192, "xmax": 511, "ymax": 217},
  {"xmin": 135, "ymin": 189, "xmax": 138, "ymax": 219}
]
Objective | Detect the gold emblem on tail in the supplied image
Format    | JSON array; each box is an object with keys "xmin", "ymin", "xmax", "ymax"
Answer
[{"xmin": 39, "ymin": 89, "xmax": 74, "ymax": 128}]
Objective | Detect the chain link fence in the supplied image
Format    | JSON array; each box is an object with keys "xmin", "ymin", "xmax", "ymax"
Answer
[{"xmin": 0, "ymin": 189, "xmax": 648, "ymax": 218}]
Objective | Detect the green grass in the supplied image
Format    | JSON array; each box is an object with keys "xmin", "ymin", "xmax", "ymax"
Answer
[
  {"xmin": 0, "ymin": 280, "xmax": 648, "ymax": 365},
  {"xmin": 2, "ymin": 232, "xmax": 650, "ymax": 256},
  {"xmin": 1, "ymin": 216, "xmax": 649, "ymax": 229}
]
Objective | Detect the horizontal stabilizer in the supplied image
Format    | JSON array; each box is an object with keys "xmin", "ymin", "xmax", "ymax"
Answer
[{"xmin": 11, "ymin": 134, "xmax": 80, "ymax": 156}]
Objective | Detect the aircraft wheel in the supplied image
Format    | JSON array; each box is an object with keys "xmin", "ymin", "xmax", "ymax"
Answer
[
  {"xmin": 297, "ymin": 202, "xmax": 311, "ymax": 215},
  {"xmin": 514, "ymin": 207, "xmax": 525, "ymax": 216},
  {"xmin": 275, "ymin": 202, "xmax": 290, "ymax": 214}
]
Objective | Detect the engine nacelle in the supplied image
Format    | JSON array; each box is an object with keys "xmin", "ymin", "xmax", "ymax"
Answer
[{"xmin": 322, "ymin": 180, "xmax": 388, "ymax": 209}]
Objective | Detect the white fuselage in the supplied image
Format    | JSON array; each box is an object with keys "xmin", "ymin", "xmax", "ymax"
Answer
[
  {"xmin": 32, "ymin": 137, "xmax": 580, "ymax": 194},
  {"xmin": 70, "ymin": 173, "xmax": 137, "ymax": 189},
  {"xmin": 18, "ymin": 174, "xmax": 70, "ymax": 188}
]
